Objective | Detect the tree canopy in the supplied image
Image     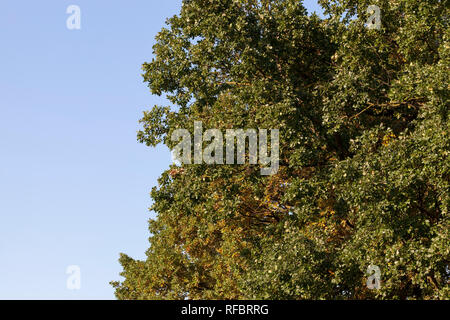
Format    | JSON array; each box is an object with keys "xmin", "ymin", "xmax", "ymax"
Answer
[{"xmin": 112, "ymin": 0, "xmax": 449, "ymax": 299}]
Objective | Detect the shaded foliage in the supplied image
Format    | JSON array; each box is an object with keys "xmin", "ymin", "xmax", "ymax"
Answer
[{"xmin": 112, "ymin": 0, "xmax": 449, "ymax": 299}]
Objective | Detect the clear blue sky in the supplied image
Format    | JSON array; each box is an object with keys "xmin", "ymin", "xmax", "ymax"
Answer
[{"xmin": 0, "ymin": 0, "xmax": 323, "ymax": 299}]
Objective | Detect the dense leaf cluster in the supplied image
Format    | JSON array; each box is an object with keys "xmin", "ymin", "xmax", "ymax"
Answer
[{"xmin": 112, "ymin": 0, "xmax": 449, "ymax": 299}]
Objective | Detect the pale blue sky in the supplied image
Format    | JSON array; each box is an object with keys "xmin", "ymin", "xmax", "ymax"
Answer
[{"xmin": 0, "ymin": 0, "xmax": 323, "ymax": 299}]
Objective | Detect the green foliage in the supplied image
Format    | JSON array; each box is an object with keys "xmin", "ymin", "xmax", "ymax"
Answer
[{"xmin": 112, "ymin": 0, "xmax": 449, "ymax": 299}]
